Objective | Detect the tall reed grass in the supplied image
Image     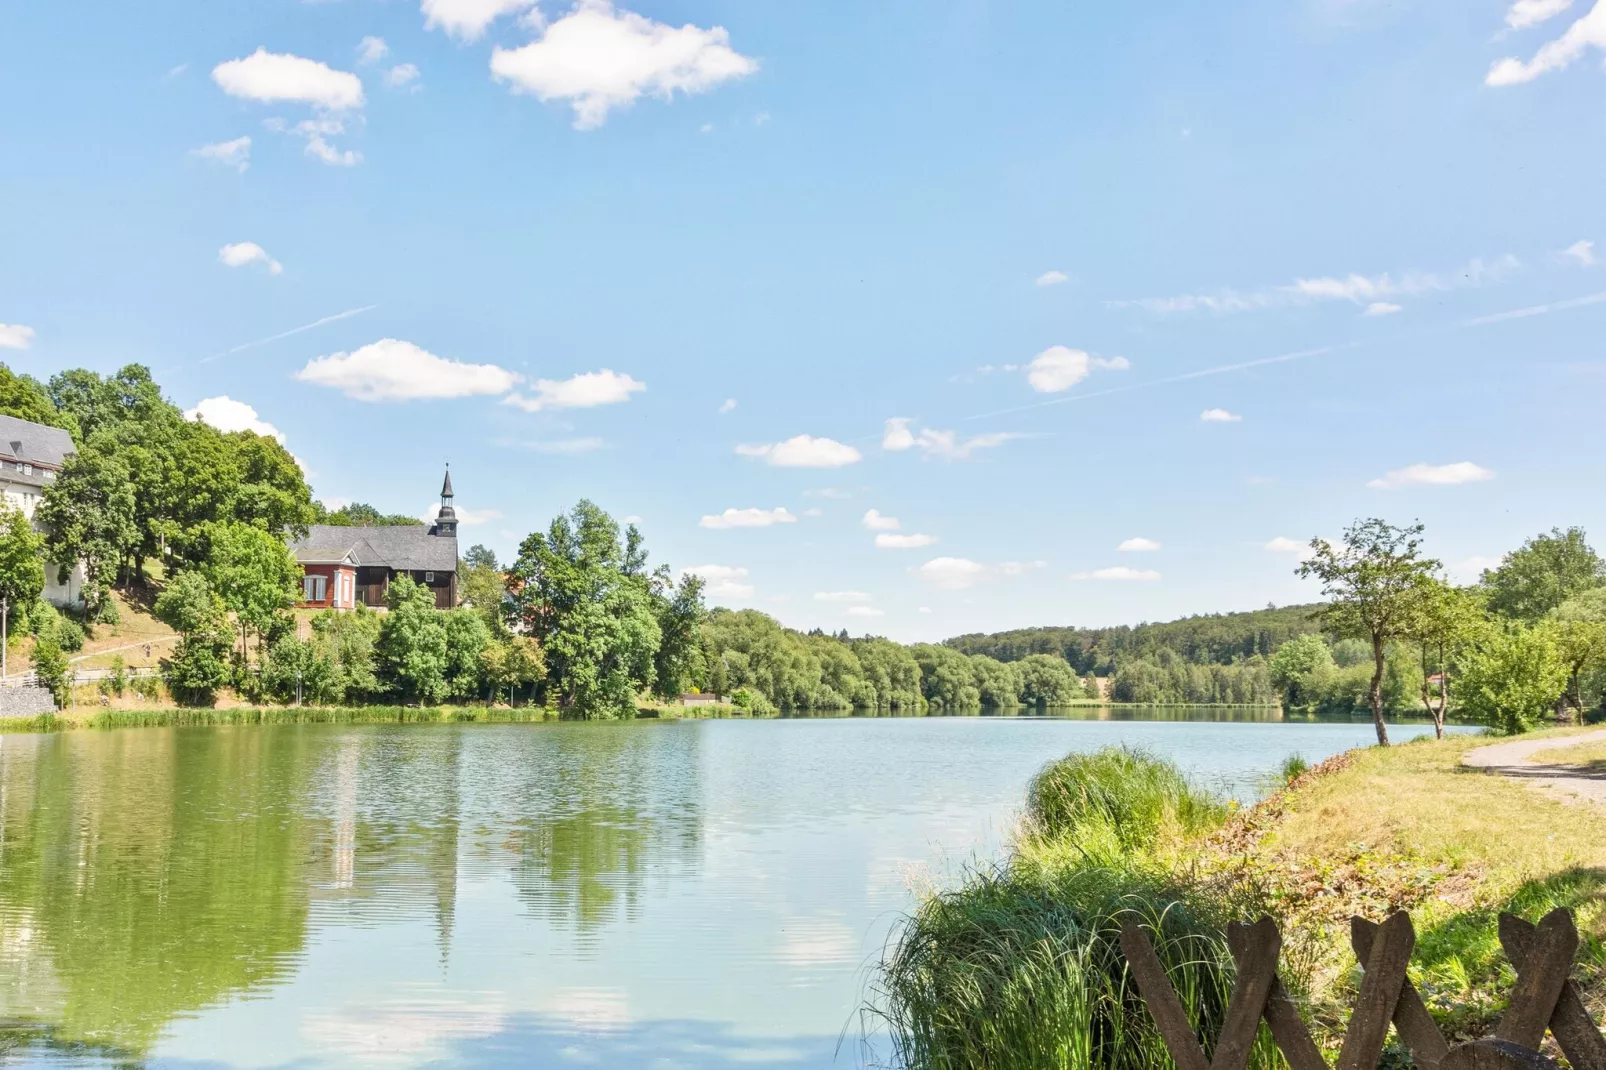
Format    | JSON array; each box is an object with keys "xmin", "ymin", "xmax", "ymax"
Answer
[{"xmin": 876, "ymin": 747, "xmax": 1276, "ymax": 1070}]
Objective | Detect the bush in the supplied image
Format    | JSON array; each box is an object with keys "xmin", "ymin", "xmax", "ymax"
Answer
[
  {"xmin": 728, "ymin": 687, "xmax": 776, "ymax": 716},
  {"xmin": 130, "ymin": 673, "xmax": 162, "ymax": 702},
  {"xmin": 98, "ymin": 655, "xmax": 127, "ymax": 699},
  {"xmin": 161, "ymin": 637, "xmax": 230, "ymax": 707},
  {"xmin": 1458, "ymin": 623, "xmax": 1568, "ymax": 734},
  {"xmin": 31, "ymin": 635, "xmax": 70, "ymax": 705},
  {"xmin": 54, "ymin": 617, "xmax": 85, "ymax": 653}
]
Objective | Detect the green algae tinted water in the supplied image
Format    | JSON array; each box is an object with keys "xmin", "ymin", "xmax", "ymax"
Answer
[{"xmin": 0, "ymin": 714, "xmax": 1459, "ymax": 1068}]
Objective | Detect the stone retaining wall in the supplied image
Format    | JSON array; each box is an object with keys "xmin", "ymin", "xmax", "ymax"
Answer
[{"xmin": 0, "ymin": 687, "xmax": 58, "ymax": 717}]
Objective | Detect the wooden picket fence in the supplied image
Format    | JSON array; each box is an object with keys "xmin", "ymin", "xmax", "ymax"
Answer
[{"xmin": 1121, "ymin": 909, "xmax": 1605, "ymax": 1070}]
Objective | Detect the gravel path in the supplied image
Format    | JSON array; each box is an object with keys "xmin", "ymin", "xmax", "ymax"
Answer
[{"xmin": 1463, "ymin": 729, "xmax": 1606, "ymax": 808}]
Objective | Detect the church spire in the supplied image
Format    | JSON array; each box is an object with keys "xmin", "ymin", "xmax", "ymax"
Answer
[{"xmin": 434, "ymin": 464, "xmax": 458, "ymax": 537}]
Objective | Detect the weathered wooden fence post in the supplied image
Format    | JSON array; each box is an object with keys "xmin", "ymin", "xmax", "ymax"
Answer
[{"xmin": 1119, "ymin": 909, "xmax": 1605, "ymax": 1070}]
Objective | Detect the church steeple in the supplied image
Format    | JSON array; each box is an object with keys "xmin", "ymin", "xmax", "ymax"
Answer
[{"xmin": 434, "ymin": 464, "xmax": 458, "ymax": 538}]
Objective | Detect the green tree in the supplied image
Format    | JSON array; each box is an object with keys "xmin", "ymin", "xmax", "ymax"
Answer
[
  {"xmin": 911, "ymin": 644, "xmax": 982, "ymax": 708},
  {"xmin": 1267, "ymin": 633, "xmax": 1335, "ymax": 709},
  {"xmin": 313, "ymin": 501, "xmax": 423, "ymax": 527},
  {"xmin": 310, "ymin": 606, "xmax": 383, "ymax": 701},
  {"xmin": 375, "ymin": 577, "xmax": 449, "ymax": 703},
  {"xmin": 463, "ymin": 544, "xmax": 498, "ymax": 570},
  {"xmin": 198, "ymin": 522, "xmax": 300, "ymax": 663},
  {"xmin": 0, "ymin": 504, "xmax": 45, "ymax": 618},
  {"xmin": 1481, "ymin": 526, "xmax": 1606, "ymax": 622},
  {"xmin": 30, "ymin": 633, "xmax": 70, "ymax": 705},
  {"xmin": 458, "ymin": 553, "xmax": 509, "ymax": 635},
  {"xmin": 652, "ymin": 572, "xmax": 706, "ymax": 700},
  {"xmin": 442, "ymin": 609, "xmax": 492, "ymax": 700},
  {"xmin": 1298, "ymin": 519, "xmax": 1440, "ymax": 745},
  {"xmin": 261, "ymin": 635, "xmax": 338, "ymax": 705},
  {"xmin": 1015, "ymin": 654, "xmax": 1084, "ymax": 708},
  {"xmin": 1553, "ymin": 588, "xmax": 1606, "ymax": 721},
  {"xmin": 507, "ymin": 501, "xmax": 663, "ymax": 718},
  {"xmin": 37, "ymin": 446, "xmax": 138, "ymax": 620},
  {"xmin": 1457, "ymin": 622, "xmax": 1568, "ymax": 735},
  {"xmin": 153, "ymin": 570, "xmax": 234, "ymax": 706},
  {"xmin": 1405, "ymin": 580, "xmax": 1486, "ymax": 737},
  {"xmin": 480, "ymin": 635, "xmax": 545, "ymax": 704},
  {"xmin": 0, "ymin": 362, "xmax": 77, "ymax": 437}
]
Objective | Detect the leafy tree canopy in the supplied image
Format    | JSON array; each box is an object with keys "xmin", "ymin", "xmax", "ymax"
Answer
[{"xmin": 1481, "ymin": 526, "xmax": 1606, "ymax": 622}]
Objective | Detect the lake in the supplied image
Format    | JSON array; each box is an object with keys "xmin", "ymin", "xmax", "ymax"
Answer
[{"xmin": 0, "ymin": 712, "xmax": 1463, "ymax": 1068}]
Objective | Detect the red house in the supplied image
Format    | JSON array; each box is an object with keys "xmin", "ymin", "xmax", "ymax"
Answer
[{"xmin": 291, "ymin": 469, "xmax": 461, "ymax": 610}]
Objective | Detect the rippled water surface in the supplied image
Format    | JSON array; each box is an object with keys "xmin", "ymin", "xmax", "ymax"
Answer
[{"xmin": 0, "ymin": 713, "xmax": 1464, "ymax": 1067}]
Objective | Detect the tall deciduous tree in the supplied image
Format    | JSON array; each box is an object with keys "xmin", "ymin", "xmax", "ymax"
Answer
[
  {"xmin": 1457, "ymin": 622, "xmax": 1568, "ymax": 735},
  {"xmin": 37, "ymin": 447, "xmax": 138, "ymax": 620},
  {"xmin": 153, "ymin": 570, "xmax": 233, "ymax": 707},
  {"xmin": 651, "ymin": 572, "xmax": 706, "ymax": 700},
  {"xmin": 0, "ymin": 504, "xmax": 45, "ymax": 617},
  {"xmin": 1404, "ymin": 579, "xmax": 1485, "ymax": 738},
  {"xmin": 375, "ymin": 577, "xmax": 449, "ymax": 703},
  {"xmin": 197, "ymin": 522, "xmax": 301, "ymax": 661},
  {"xmin": 1481, "ymin": 526, "xmax": 1606, "ymax": 622},
  {"xmin": 507, "ymin": 500, "xmax": 663, "ymax": 719},
  {"xmin": 1553, "ymin": 588, "xmax": 1606, "ymax": 721},
  {"xmin": 1298, "ymin": 519, "xmax": 1440, "ymax": 745}
]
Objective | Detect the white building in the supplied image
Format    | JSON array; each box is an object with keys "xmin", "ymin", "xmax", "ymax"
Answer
[{"xmin": 0, "ymin": 414, "xmax": 84, "ymax": 606}]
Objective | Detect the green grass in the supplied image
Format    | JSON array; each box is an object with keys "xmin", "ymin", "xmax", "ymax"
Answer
[{"xmin": 876, "ymin": 748, "xmax": 1276, "ymax": 1070}]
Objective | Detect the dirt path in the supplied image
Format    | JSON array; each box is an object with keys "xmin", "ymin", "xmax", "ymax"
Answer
[{"xmin": 1463, "ymin": 729, "xmax": 1606, "ymax": 808}]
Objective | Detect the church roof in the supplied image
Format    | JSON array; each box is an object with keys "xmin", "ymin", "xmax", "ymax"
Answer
[
  {"xmin": 292, "ymin": 525, "xmax": 458, "ymax": 572},
  {"xmin": 441, "ymin": 466, "xmax": 454, "ymax": 498}
]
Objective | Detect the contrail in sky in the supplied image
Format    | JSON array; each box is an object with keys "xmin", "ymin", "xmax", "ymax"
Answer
[
  {"xmin": 962, "ymin": 288, "xmax": 1606, "ymax": 423},
  {"xmin": 201, "ymin": 304, "xmax": 377, "ymax": 363}
]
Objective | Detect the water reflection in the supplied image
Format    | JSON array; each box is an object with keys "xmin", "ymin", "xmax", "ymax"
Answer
[{"xmin": 0, "ymin": 715, "xmax": 1453, "ymax": 1068}]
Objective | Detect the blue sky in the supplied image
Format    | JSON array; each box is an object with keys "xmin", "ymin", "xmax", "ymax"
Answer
[{"xmin": 2, "ymin": 0, "xmax": 1604, "ymax": 641}]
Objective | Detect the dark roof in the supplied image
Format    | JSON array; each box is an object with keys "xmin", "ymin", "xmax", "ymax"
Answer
[
  {"xmin": 441, "ymin": 466, "xmax": 454, "ymax": 498},
  {"xmin": 0, "ymin": 415, "xmax": 75, "ymax": 468},
  {"xmin": 292, "ymin": 525, "xmax": 458, "ymax": 572}
]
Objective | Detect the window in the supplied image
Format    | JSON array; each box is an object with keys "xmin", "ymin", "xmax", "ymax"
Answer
[
  {"xmin": 22, "ymin": 464, "xmax": 31, "ymax": 475},
  {"xmin": 302, "ymin": 575, "xmax": 327, "ymax": 602},
  {"xmin": 424, "ymin": 571, "xmax": 435, "ymax": 583}
]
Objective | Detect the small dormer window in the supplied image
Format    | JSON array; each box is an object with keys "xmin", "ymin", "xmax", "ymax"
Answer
[
  {"xmin": 424, "ymin": 571, "xmax": 435, "ymax": 583},
  {"xmin": 22, "ymin": 464, "xmax": 31, "ymax": 475}
]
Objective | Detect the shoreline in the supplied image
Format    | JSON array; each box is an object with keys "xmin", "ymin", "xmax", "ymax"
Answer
[{"xmin": 0, "ymin": 701, "xmax": 1477, "ymax": 735}]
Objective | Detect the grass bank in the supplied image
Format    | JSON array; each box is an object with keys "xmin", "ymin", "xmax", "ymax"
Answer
[{"xmin": 876, "ymin": 730, "xmax": 1606, "ymax": 1068}]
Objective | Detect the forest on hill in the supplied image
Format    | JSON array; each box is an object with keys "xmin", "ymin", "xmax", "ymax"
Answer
[{"xmin": 943, "ymin": 604, "xmax": 1325, "ymax": 673}]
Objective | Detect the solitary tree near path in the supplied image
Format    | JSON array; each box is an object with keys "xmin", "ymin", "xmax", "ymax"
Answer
[{"xmin": 1299, "ymin": 519, "xmax": 1440, "ymax": 746}]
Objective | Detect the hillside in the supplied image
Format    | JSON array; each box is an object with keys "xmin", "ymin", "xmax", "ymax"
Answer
[{"xmin": 943, "ymin": 603, "xmax": 1326, "ymax": 673}]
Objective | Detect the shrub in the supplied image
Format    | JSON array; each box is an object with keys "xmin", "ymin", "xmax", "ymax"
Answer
[
  {"xmin": 31, "ymin": 635, "xmax": 70, "ymax": 705},
  {"xmin": 1458, "ymin": 623, "xmax": 1568, "ymax": 734},
  {"xmin": 161, "ymin": 637, "xmax": 230, "ymax": 707}
]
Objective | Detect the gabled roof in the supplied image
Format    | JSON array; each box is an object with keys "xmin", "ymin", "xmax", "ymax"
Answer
[
  {"xmin": 0, "ymin": 415, "xmax": 75, "ymax": 469},
  {"xmin": 291, "ymin": 525, "xmax": 458, "ymax": 572}
]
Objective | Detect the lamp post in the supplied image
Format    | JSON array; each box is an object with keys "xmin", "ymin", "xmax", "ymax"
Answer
[
  {"xmin": 295, "ymin": 670, "xmax": 303, "ymax": 707},
  {"xmin": 2, "ymin": 596, "xmax": 8, "ymax": 683}
]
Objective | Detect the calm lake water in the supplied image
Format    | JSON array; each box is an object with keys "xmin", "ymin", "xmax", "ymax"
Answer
[{"xmin": 0, "ymin": 711, "xmax": 1465, "ymax": 1068}]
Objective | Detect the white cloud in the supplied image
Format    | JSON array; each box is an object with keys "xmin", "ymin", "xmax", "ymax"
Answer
[
  {"xmin": 1367, "ymin": 461, "xmax": 1496, "ymax": 489},
  {"xmin": 718, "ymin": 398, "xmax": 737, "ymax": 414},
  {"xmin": 296, "ymin": 338, "xmax": 521, "ymax": 402},
  {"xmin": 918, "ymin": 606, "xmax": 932, "ymax": 614},
  {"xmin": 505, "ymin": 436, "xmax": 606, "ymax": 454},
  {"xmin": 1562, "ymin": 239, "xmax": 1596, "ymax": 266},
  {"xmin": 1200, "ymin": 408, "xmax": 1242, "ymax": 423},
  {"xmin": 191, "ymin": 136, "xmax": 252, "ymax": 172},
  {"xmin": 1264, "ymin": 536, "xmax": 1310, "ymax": 554},
  {"xmin": 1070, "ymin": 566, "xmax": 1161, "ymax": 581},
  {"xmin": 881, "ymin": 418, "xmax": 1022, "ymax": 460},
  {"xmin": 682, "ymin": 564, "xmax": 753, "ymax": 598},
  {"xmin": 1117, "ymin": 537, "xmax": 1161, "ymax": 552},
  {"xmin": 1487, "ymin": 0, "xmax": 1606, "ymax": 85},
  {"xmin": 862, "ymin": 509, "xmax": 900, "ymax": 531},
  {"xmin": 699, "ymin": 507, "xmax": 797, "ymax": 530},
  {"xmin": 184, "ymin": 396, "xmax": 287, "ymax": 443},
  {"xmin": 914, "ymin": 557, "xmax": 1043, "ymax": 590},
  {"xmin": 1507, "ymin": 0, "xmax": 1574, "ymax": 28},
  {"xmin": 422, "ymin": 0, "xmax": 538, "ymax": 40},
  {"xmin": 804, "ymin": 487, "xmax": 849, "ymax": 499},
  {"xmin": 1117, "ymin": 256, "xmax": 1520, "ymax": 315},
  {"xmin": 736, "ymin": 435, "xmax": 861, "ymax": 468},
  {"xmin": 1035, "ymin": 270, "xmax": 1069, "ymax": 287},
  {"xmin": 273, "ymin": 117, "xmax": 362, "ymax": 167},
  {"xmin": 802, "ymin": 506, "xmax": 823, "ymax": 517},
  {"xmin": 1027, "ymin": 346, "xmax": 1090, "ymax": 393},
  {"xmin": 491, "ymin": 0, "xmax": 758, "ymax": 130},
  {"xmin": 212, "ymin": 49, "xmax": 364, "ymax": 110},
  {"xmin": 846, "ymin": 605, "xmax": 885, "ymax": 618},
  {"xmin": 218, "ymin": 241, "xmax": 283, "ymax": 275},
  {"xmin": 1363, "ymin": 302, "xmax": 1403, "ymax": 316},
  {"xmin": 502, "ymin": 369, "xmax": 645, "ymax": 412},
  {"xmin": 0, "ymin": 324, "xmax": 36, "ymax": 350},
  {"xmin": 386, "ymin": 64, "xmax": 422, "ymax": 88},
  {"xmin": 814, "ymin": 591, "xmax": 870, "ymax": 603},
  {"xmin": 876, "ymin": 533, "xmax": 938, "ymax": 549},
  {"xmin": 358, "ymin": 37, "xmax": 390, "ymax": 64},
  {"xmin": 422, "ymin": 503, "xmax": 502, "ymax": 526}
]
